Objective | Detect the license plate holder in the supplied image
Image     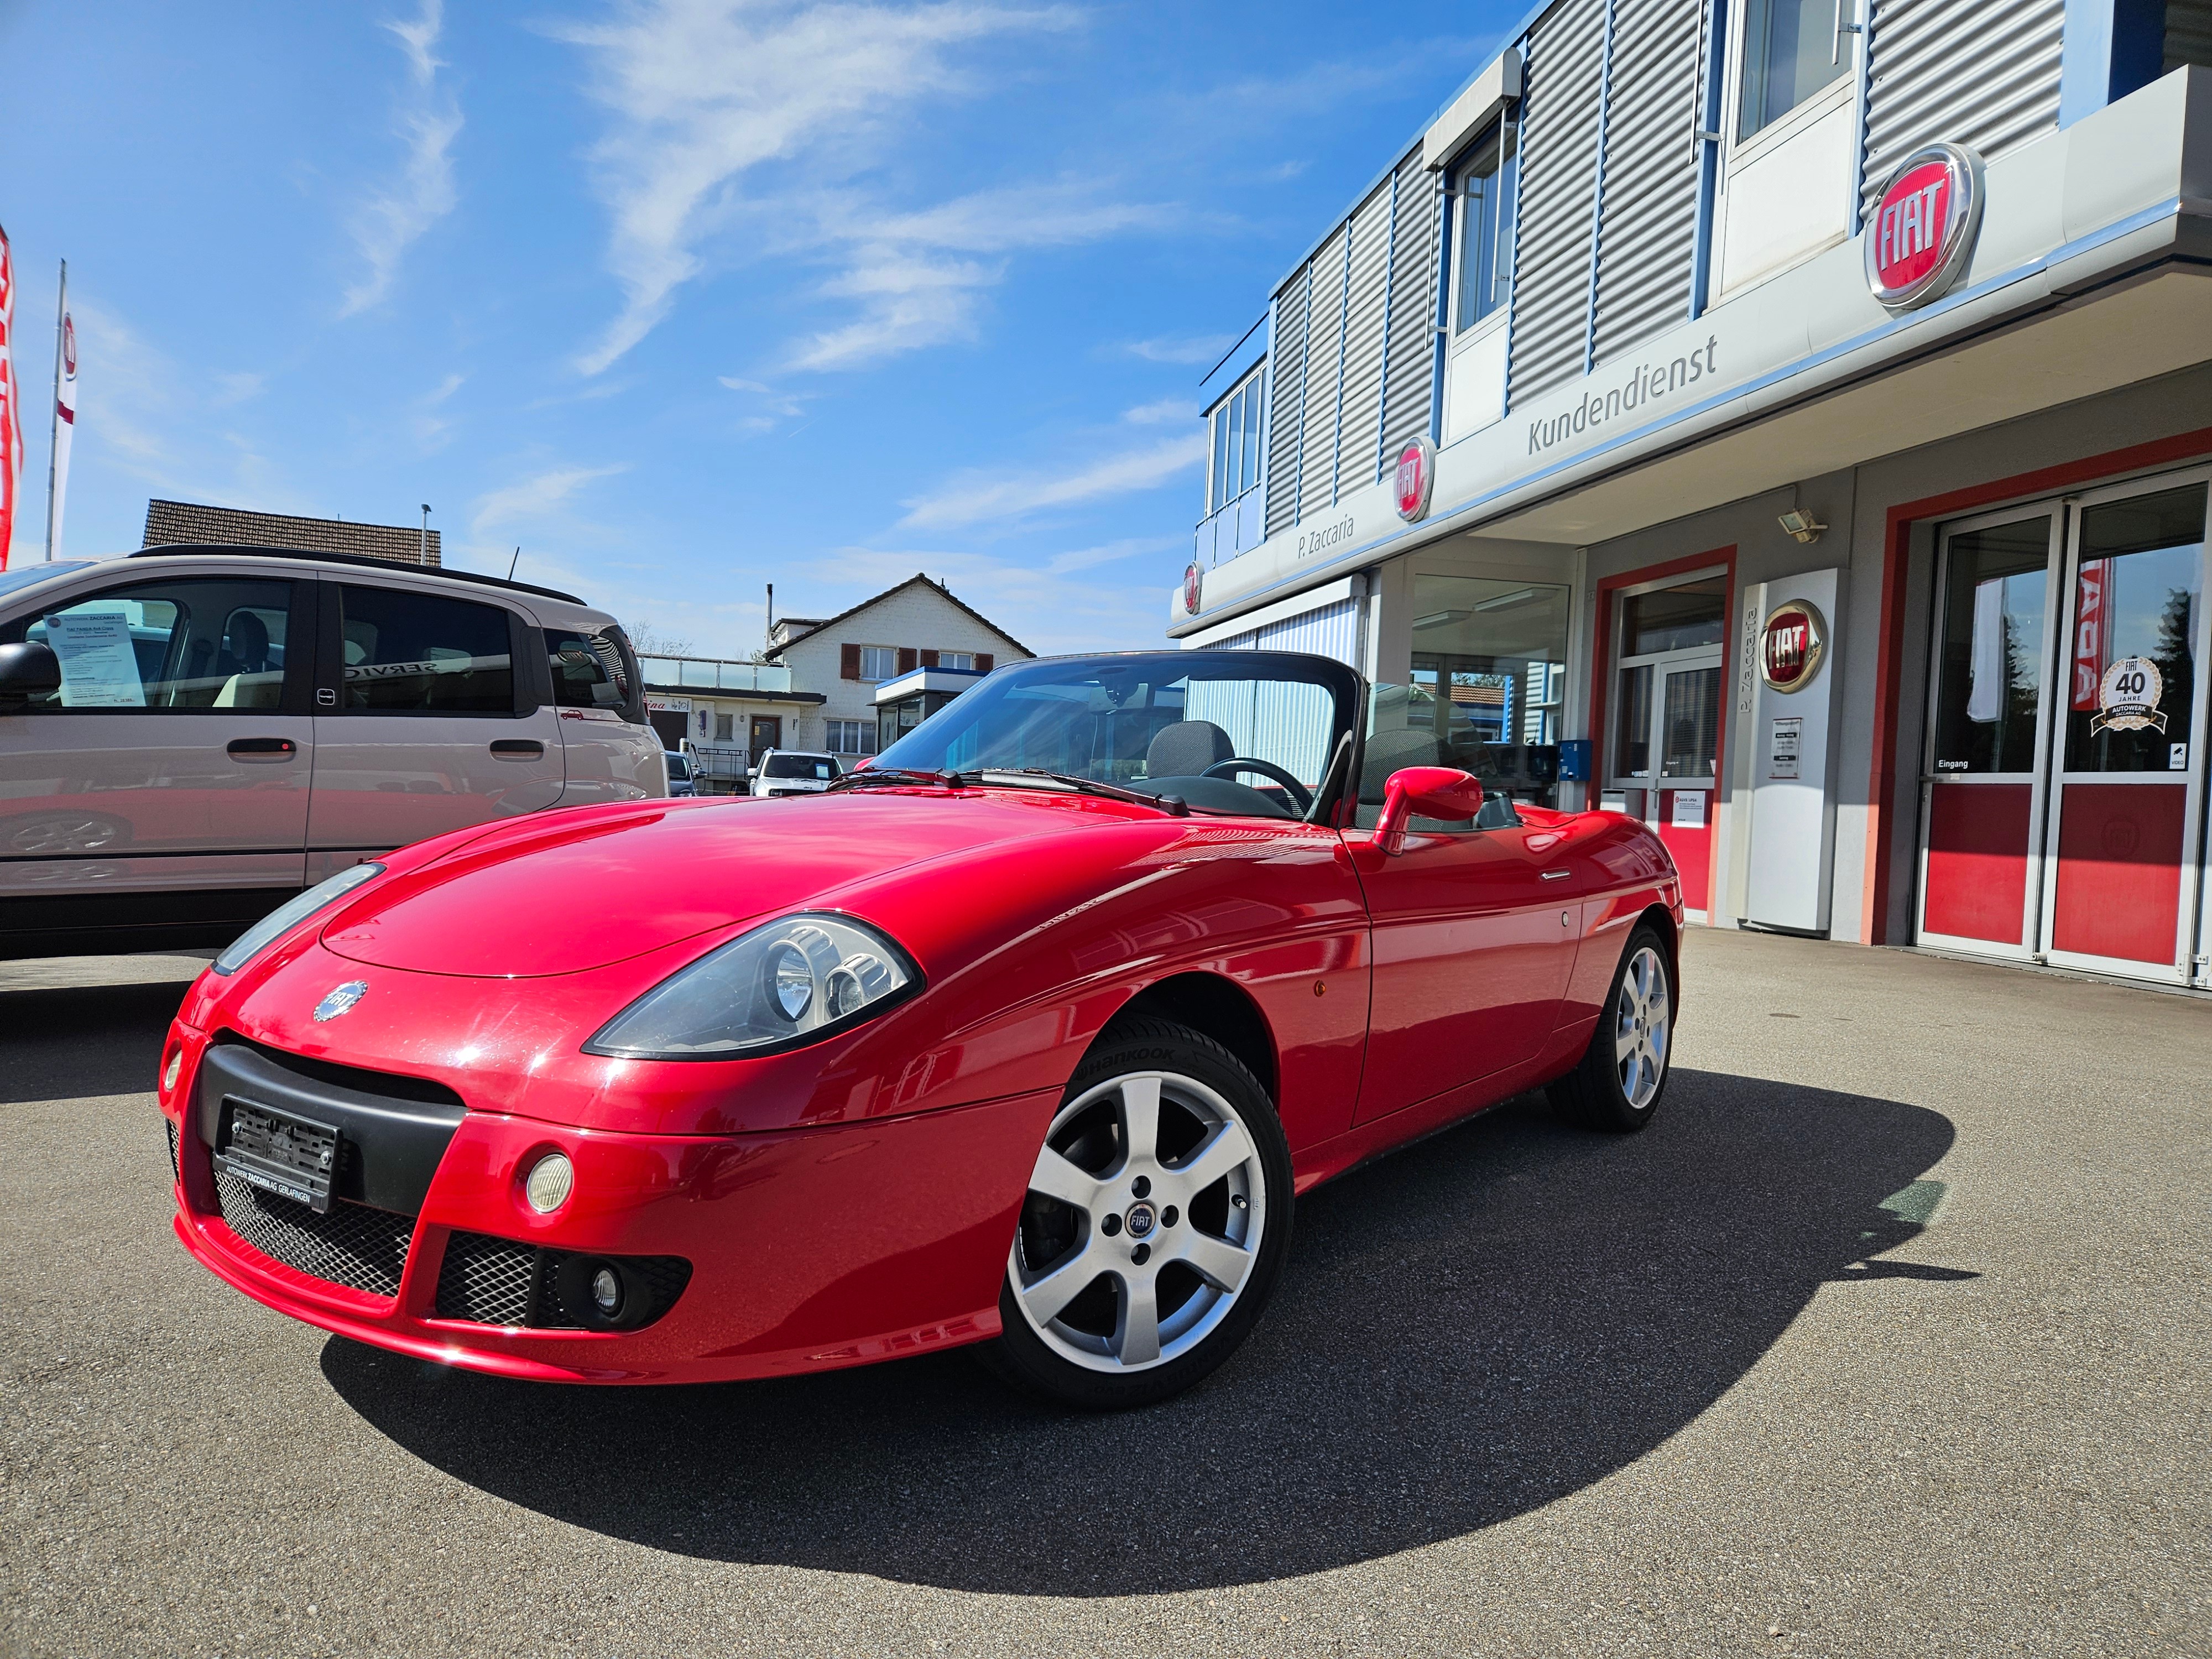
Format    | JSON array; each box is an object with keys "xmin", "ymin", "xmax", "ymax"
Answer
[{"xmin": 215, "ymin": 1099, "xmax": 341, "ymax": 1213}]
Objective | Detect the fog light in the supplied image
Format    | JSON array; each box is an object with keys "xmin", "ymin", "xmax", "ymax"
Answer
[
  {"xmin": 591, "ymin": 1266, "xmax": 622, "ymax": 1314},
  {"xmin": 525, "ymin": 1152, "xmax": 574, "ymax": 1213},
  {"xmin": 161, "ymin": 1050, "xmax": 182, "ymax": 1092}
]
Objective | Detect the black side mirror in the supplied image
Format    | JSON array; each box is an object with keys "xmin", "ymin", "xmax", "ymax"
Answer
[{"xmin": 0, "ymin": 640, "xmax": 61, "ymax": 706}]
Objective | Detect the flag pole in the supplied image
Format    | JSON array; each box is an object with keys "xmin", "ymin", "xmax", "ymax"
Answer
[{"xmin": 43, "ymin": 258, "xmax": 64, "ymax": 561}]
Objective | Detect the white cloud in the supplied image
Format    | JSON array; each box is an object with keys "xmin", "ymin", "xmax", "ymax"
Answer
[
  {"xmin": 550, "ymin": 0, "xmax": 1171, "ymax": 375},
  {"xmin": 1120, "ymin": 334, "xmax": 1234, "ymax": 366},
  {"xmin": 211, "ymin": 372, "xmax": 266, "ymax": 408},
  {"xmin": 1046, "ymin": 534, "xmax": 1182, "ymax": 575},
  {"xmin": 1122, "ymin": 397, "xmax": 1191, "ymax": 425},
  {"xmin": 341, "ymin": 0, "xmax": 462, "ymax": 316},
  {"xmin": 470, "ymin": 463, "xmax": 629, "ymax": 534},
  {"xmin": 899, "ymin": 432, "xmax": 1207, "ymax": 530}
]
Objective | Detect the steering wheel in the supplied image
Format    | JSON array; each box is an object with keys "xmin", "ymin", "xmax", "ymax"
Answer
[{"xmin": 1201, "ymin": 757, "xmax": 1314, "ymax": 815}]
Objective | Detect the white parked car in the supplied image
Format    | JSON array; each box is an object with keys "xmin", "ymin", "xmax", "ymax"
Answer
[
  {"xmin": 749, "ymin": 748, "xmax": 841, "ymax": 797},
  {"xmin": 0, "ymin": 545, "xmax": 666, "ymax": 959}
]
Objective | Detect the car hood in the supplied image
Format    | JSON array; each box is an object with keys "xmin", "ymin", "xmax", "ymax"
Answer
[{"xmin": 317, "ymin": 789, "xmax": 1146, "ymax": 978}]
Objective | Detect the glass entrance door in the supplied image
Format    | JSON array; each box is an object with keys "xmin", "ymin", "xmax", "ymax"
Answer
[
  {"xmin": 1917, "ymin": 511, "xmax": 2062, "ymax": 957},
  {"xmin": 2038, "ymin": 479, "xmax": 2208, "ymax": 982},
  {"xmin": 1917, "ymin": 473, "xmax": 2210, "ymax": 984},
  {"xmin": 1606, "ymin": 574, "xmax": 1729, "ymax": 919}
]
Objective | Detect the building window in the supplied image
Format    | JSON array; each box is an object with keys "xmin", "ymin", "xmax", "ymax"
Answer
[
  {"xmin": 825, "ymin": 718, "xmax": 877, "ymax": 755},
  {"xmin": 1737, "ymin": 0, "xmax": 1850, "ymax": 141},
  {"xmin": 1207, "ymin": 369, "xmax": 1264, "ymax": 515},
  {"xmin": 714, "ymin": 711, "xmax": 734, "ymax": 742},
  {"xmin": 857, "ymin": 645, "xmax": 897, "ymax": 681},
  {"xmin": 940, "ymin": 651, "xmax": 975, "ymax": 671},
  {"xmin": 1455, "ymin": 123, "xmax": 1519, "ymax": 331}
]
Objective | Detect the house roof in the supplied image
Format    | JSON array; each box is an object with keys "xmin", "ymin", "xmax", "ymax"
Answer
[
  {"xmin": 144, "ymin": 499, "xmax": 440, "ymax": 567},
  {"xmin": 765, "ymin": 572, "xmax": 1033, "ymax": 661}
]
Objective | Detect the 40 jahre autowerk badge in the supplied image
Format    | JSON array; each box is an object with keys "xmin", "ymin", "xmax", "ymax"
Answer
[{"xmin": 2093, "ymin": 656, "xmax": 2167, "ymax": 734}]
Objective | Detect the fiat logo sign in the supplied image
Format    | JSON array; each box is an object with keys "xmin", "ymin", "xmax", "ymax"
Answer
[
  {"xmin": 1181, "ymin": 562, "xmax": 1203, "ymax": 615},
  {"xmin": 1760, "ymin": 600, "xmax": 1827, "ymax": 695},
  {"xmin": 1864, "ymin": 142, "xmax": 1983, "ymax": 312},
  {"xmin": 1393, "ymin": 434, "xmax": 1434, "ymax": 523}
]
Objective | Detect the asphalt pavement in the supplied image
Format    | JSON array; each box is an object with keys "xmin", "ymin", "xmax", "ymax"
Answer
[{"xmin": 2, "ymin": 930, "xmax": 2206, "ymax": 1658}]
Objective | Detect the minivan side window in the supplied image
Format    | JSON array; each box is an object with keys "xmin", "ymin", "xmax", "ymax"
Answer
[
  {"xmin": 546, "ymin": 628, "xmax": 626, "ymax": 708},
  {"xmin": 336, "ymin": 585, "xmax": 514, "ymax": 714},
  {"xmin": 1, "ymin": 577, "xmax": 295, "ymax": 711}
]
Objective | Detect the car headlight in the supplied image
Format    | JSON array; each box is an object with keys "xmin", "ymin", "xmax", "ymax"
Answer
[
  {"xmin": 211, "ymin": 862, "xmax": 385, "ymax": 977},
  {"xmin": 581, "ymin": 912, "xmax": 919, "ymax": 1060}
]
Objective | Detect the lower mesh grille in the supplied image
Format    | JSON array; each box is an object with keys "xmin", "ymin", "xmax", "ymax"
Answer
[
  {"xmin": 214, "ymin": 1171, "xmax": 413, "ymax": 1298},
  {"xmin": 432, "ymin": 1232, "xmax": 692, "ymax": 1329},
  {"xmin": 435, "ymin": 1232, "xmax": 536, "ymax": 1326},
  {"xmin": 165, "ymin": 1119, "xmax": 179, "ymax": 1181}
]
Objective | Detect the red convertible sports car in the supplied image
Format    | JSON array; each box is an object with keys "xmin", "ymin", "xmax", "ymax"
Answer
[{"xmin": 161, "ymin": 650, "xmax": 1681, "ymax": 1408}]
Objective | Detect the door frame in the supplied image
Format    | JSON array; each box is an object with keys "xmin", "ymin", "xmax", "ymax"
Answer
[
  {"xmin": 2033, "ymin": 466, "xmax": 2212, "ymax": 985},
  {"xmin": 1912, "ymin": 503, "xmax": 2067, "ymax": 963}
]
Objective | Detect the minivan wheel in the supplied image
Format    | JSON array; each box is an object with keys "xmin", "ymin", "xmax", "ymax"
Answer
[
  {"xmin": 983, "ymin": 1019, "xmax": 1292, "ymax": 1410},
  {"xmin": 1547, "ymin": 924, "xmax": 1674, "ymax": 1133}
]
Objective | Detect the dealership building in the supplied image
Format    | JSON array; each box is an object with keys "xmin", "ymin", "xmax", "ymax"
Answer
[{"xmin": 1174, "ymin": 0, "xmax": 2212, "ymax": 991}]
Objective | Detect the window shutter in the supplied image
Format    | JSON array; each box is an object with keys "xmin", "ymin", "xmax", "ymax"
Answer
[
  {"xmin": 1334, "ymin": 178, "xmax": 1394, "ymax": 495},
  {"xmin": 1859, "ymin": 0, "xmax": 2062, "ymax": 220},
  {"xmin": 1380, "ymin": 148, "xmax": 1441, "ymax": 467},
  {"xmin": 898, "ymin": 647, "xmax": 919, "ymax": 675},
  {"xmin": 1296, "ymin": 223, "xmax": 1349, "ymax": 524},
  {"xmin": 975, "ymin": 653, "xmax": 994, "ymax": 672},
  {"xmin": 920, "ymin": 649, "xmax": 940, "ymax": 668},
  {"xmin": 841, "ymin": 643, "xmax": 860, "ymax": 680},
  {"xmin": 1264, "ymin": 266, "xmax": 1311, "ymax": 538},
  {"xmin": 1589, "ymin": 0, "xmax": 1705, "ymax": 367}
]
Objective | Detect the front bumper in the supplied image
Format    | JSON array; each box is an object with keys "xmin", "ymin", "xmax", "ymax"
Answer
[{"xmin": 163, "ymin": 1022, "xmax": 1057, "ymax": 1383}]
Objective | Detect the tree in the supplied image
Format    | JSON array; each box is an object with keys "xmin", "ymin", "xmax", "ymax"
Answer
[{"xmin": 623, "ymin": 622, "xmax": 695, "ymax": 656}]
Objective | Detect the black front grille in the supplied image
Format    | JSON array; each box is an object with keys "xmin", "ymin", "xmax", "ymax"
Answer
[
  {"xmin": 215, "ymin": 1171, "xmax": 413, "ymax": 1298},
  {"xmin": 432, "ymin": 1231, "xmax": 692, "ymax": 1330},
  {"xmin": 165, "ymin": 1119, "xmax": 179, "ymax": 1181}
]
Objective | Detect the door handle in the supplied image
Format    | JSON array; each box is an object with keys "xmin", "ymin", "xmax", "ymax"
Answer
[
  {"xmin": 226, "ymin": 737, "xmax": 298, "ymax": 761},
  {"xmin": 1540, "ymin": 868, "xmax": 1572, "ymax": 881},
  {"xmin": 490, "ymin": 739, "xmax": 545, "ymax": 760}
]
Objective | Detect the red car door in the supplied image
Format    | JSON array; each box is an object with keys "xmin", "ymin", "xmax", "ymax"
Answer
[{"xmin": 1343, "ymin": 804, "xmax": 1580, "ymax": 1125}]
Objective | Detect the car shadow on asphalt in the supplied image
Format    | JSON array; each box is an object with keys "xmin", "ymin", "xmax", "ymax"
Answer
[
  {"xmin": 322, "ymin": 1068, "xmax": 1966, "ymax": 1595},
  {"xmin": 0, "ymin": 975, "xmax": 195, "ymax": 1105}
]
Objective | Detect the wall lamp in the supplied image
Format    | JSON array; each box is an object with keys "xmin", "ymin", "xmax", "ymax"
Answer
[{"xmin": 1777, "ymin": 509, "xmax": 1827, "ymax": 544}]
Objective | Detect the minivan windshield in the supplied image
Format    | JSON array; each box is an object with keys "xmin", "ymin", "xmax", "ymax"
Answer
[
  {"xmin": 764, "ymin": 753, "xmax": 837, "ymax": 780},
  {"xmin": 873, "ymin": 650, "xmax": 1362, "ymax": 821}
]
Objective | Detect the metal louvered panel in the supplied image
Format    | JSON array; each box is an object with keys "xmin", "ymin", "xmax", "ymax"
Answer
[
  {"xmin": 2171, "ymin": 1, "xmax": 2212, "ymax": 70},
  {"xmin": 1297, "ymin": 225, "xmax": 1350, "ymax": 523},
  {"xmin": 1859, "ymin": 0, "xmax": 2063, "ymax": 215},
  {"xmin": 1509, "ymin": 0, "xmax": 1608, "ymax": 407},
  {"xmin": 1264, "ymin": 270, "xmax": 1310, "ymax": 538},
  {"xmin": 1590, "ymin": 0, "xmax": 1704, "ymax": 366},
  {"xmin": 1381, "ymin": 151, "xmax": 1441, "ymax": 463},
  {"xmin": 1336, "ymin": 182, "xmax": 1394, "ymax": 498}
]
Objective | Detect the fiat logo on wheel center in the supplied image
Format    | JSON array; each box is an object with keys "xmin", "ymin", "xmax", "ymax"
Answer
[{"xmin": 1124, "ymin": 1201, "xmax": 1158, "ymax": 1239}]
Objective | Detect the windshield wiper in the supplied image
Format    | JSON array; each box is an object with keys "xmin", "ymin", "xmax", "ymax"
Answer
[
  {"xmin": 966, "ymin": 769, "xmax": 1192, "ymax": 816},
  {"xmin": 823, "ymin": 767, "xmax": 960, "ymax": 792}
]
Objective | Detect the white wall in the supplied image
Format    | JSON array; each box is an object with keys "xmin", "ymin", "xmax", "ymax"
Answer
[{"xmin": 774, "ymin": 582, "xmax": 1030, "ymax": 753}]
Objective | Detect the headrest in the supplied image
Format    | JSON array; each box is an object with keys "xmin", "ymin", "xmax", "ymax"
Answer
[
  {"xmin": 1359, "ymin": 724, "xmax": 1443, "ymax": 800},
  {"xmin": 1146, "ymin": 720, "xmax": 1235, "ymax": 779}
]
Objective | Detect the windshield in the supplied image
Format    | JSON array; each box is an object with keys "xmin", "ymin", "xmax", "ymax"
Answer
[
  {"xmin": 765, "ymin": 753, "xmax": 837, "ymax": 780},
  {"xmin": 874, "ymin": 650, "xmax": 1362, "ymax": 820},
  {"xmin": 665, "ymin": 754, "xmax": 691, "ymax": 780}
]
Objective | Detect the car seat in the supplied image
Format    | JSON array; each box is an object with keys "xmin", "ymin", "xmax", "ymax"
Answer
[{"xmin": 1145, "ymin": 720, "xmax": 1234, "ymax": 779}]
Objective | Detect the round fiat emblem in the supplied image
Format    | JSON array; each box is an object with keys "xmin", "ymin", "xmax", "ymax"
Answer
[
  {"xmin": 1393, "ymin": 433, "xmax": 1435, "ymax": 523},
  {"xmin": 1864, "ymin": 142, "xmax": 1983, "ymax": 312},
  {"xmin": 313, "ymin": 980, "xmax": 370, "ymax": 1022},
  {"xmin": 1124, "ymin": 1201, "xmax": 1158, "ymax": 1239},
  {"xmin": 1760, "ymin": 601, "xmax": 1828, "ymax": 695},
  {"xmin": 1182, "ymin": 562, "xmax": 1203, "ymax": 615}
]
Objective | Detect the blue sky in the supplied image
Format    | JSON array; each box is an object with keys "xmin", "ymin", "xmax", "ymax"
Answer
[{"xmin": 2, "ymin": 0, "xmax": 1508, "ymax": 654}]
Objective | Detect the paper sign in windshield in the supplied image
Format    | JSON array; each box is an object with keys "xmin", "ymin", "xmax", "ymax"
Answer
[{"xmin": 49, "ymin": 610, "xmax": 146, "ymax": 707}]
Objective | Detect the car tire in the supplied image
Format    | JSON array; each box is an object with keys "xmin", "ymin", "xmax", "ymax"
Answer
[
  {"xmin": 1546, "ymin": 923, "xmax": 1674, "ymax": 1134},
  {"xmin": 982, "ymin": 1018, "xmax": 1293, "ymax": 1411}
]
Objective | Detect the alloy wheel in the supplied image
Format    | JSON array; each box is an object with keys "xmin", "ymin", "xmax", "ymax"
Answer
[
  {"xmin": 1009, "ymin": 1070, "xmax": 1266, "ymax": 1374},
  {"xmin": 1613, "ymin": 943, "xmax": 1671, "ymax": 1109}
]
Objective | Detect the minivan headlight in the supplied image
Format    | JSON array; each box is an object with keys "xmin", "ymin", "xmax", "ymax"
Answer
[
  {"xmin": 211, "ymin": 862, "xmax": 385, "ymax": 976},
  {"xmin": 582, "ymin": 913, "xmax": 918, "ymax": 1061}
]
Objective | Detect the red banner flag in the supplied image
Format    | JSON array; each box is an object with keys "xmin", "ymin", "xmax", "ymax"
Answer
[
  {"xmin": 2072, "ymin": 560, "xmax": 2110, "ymax": 711},
  {"xmin": 0, "ymin": 224, "xmax": 21, "ymax": 572}
]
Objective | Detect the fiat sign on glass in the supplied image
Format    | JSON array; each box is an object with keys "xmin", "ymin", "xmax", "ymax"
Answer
[
  {"xmin": 1865, "ymin": 142, "xmax": 1983, "ymax": 311},
  {"xmin": 1394, "ymin": 434, "xmax": 1434, "ymax": 523},
  {"xmin": 1760, "ymin": 599, "xmax": 1827, "ymax": 695}
]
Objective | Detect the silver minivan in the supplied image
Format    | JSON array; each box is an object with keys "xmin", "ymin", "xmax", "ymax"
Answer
[{"xmin": 0, "ymin": 544, "xmax": 665, "ymax": 959}]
